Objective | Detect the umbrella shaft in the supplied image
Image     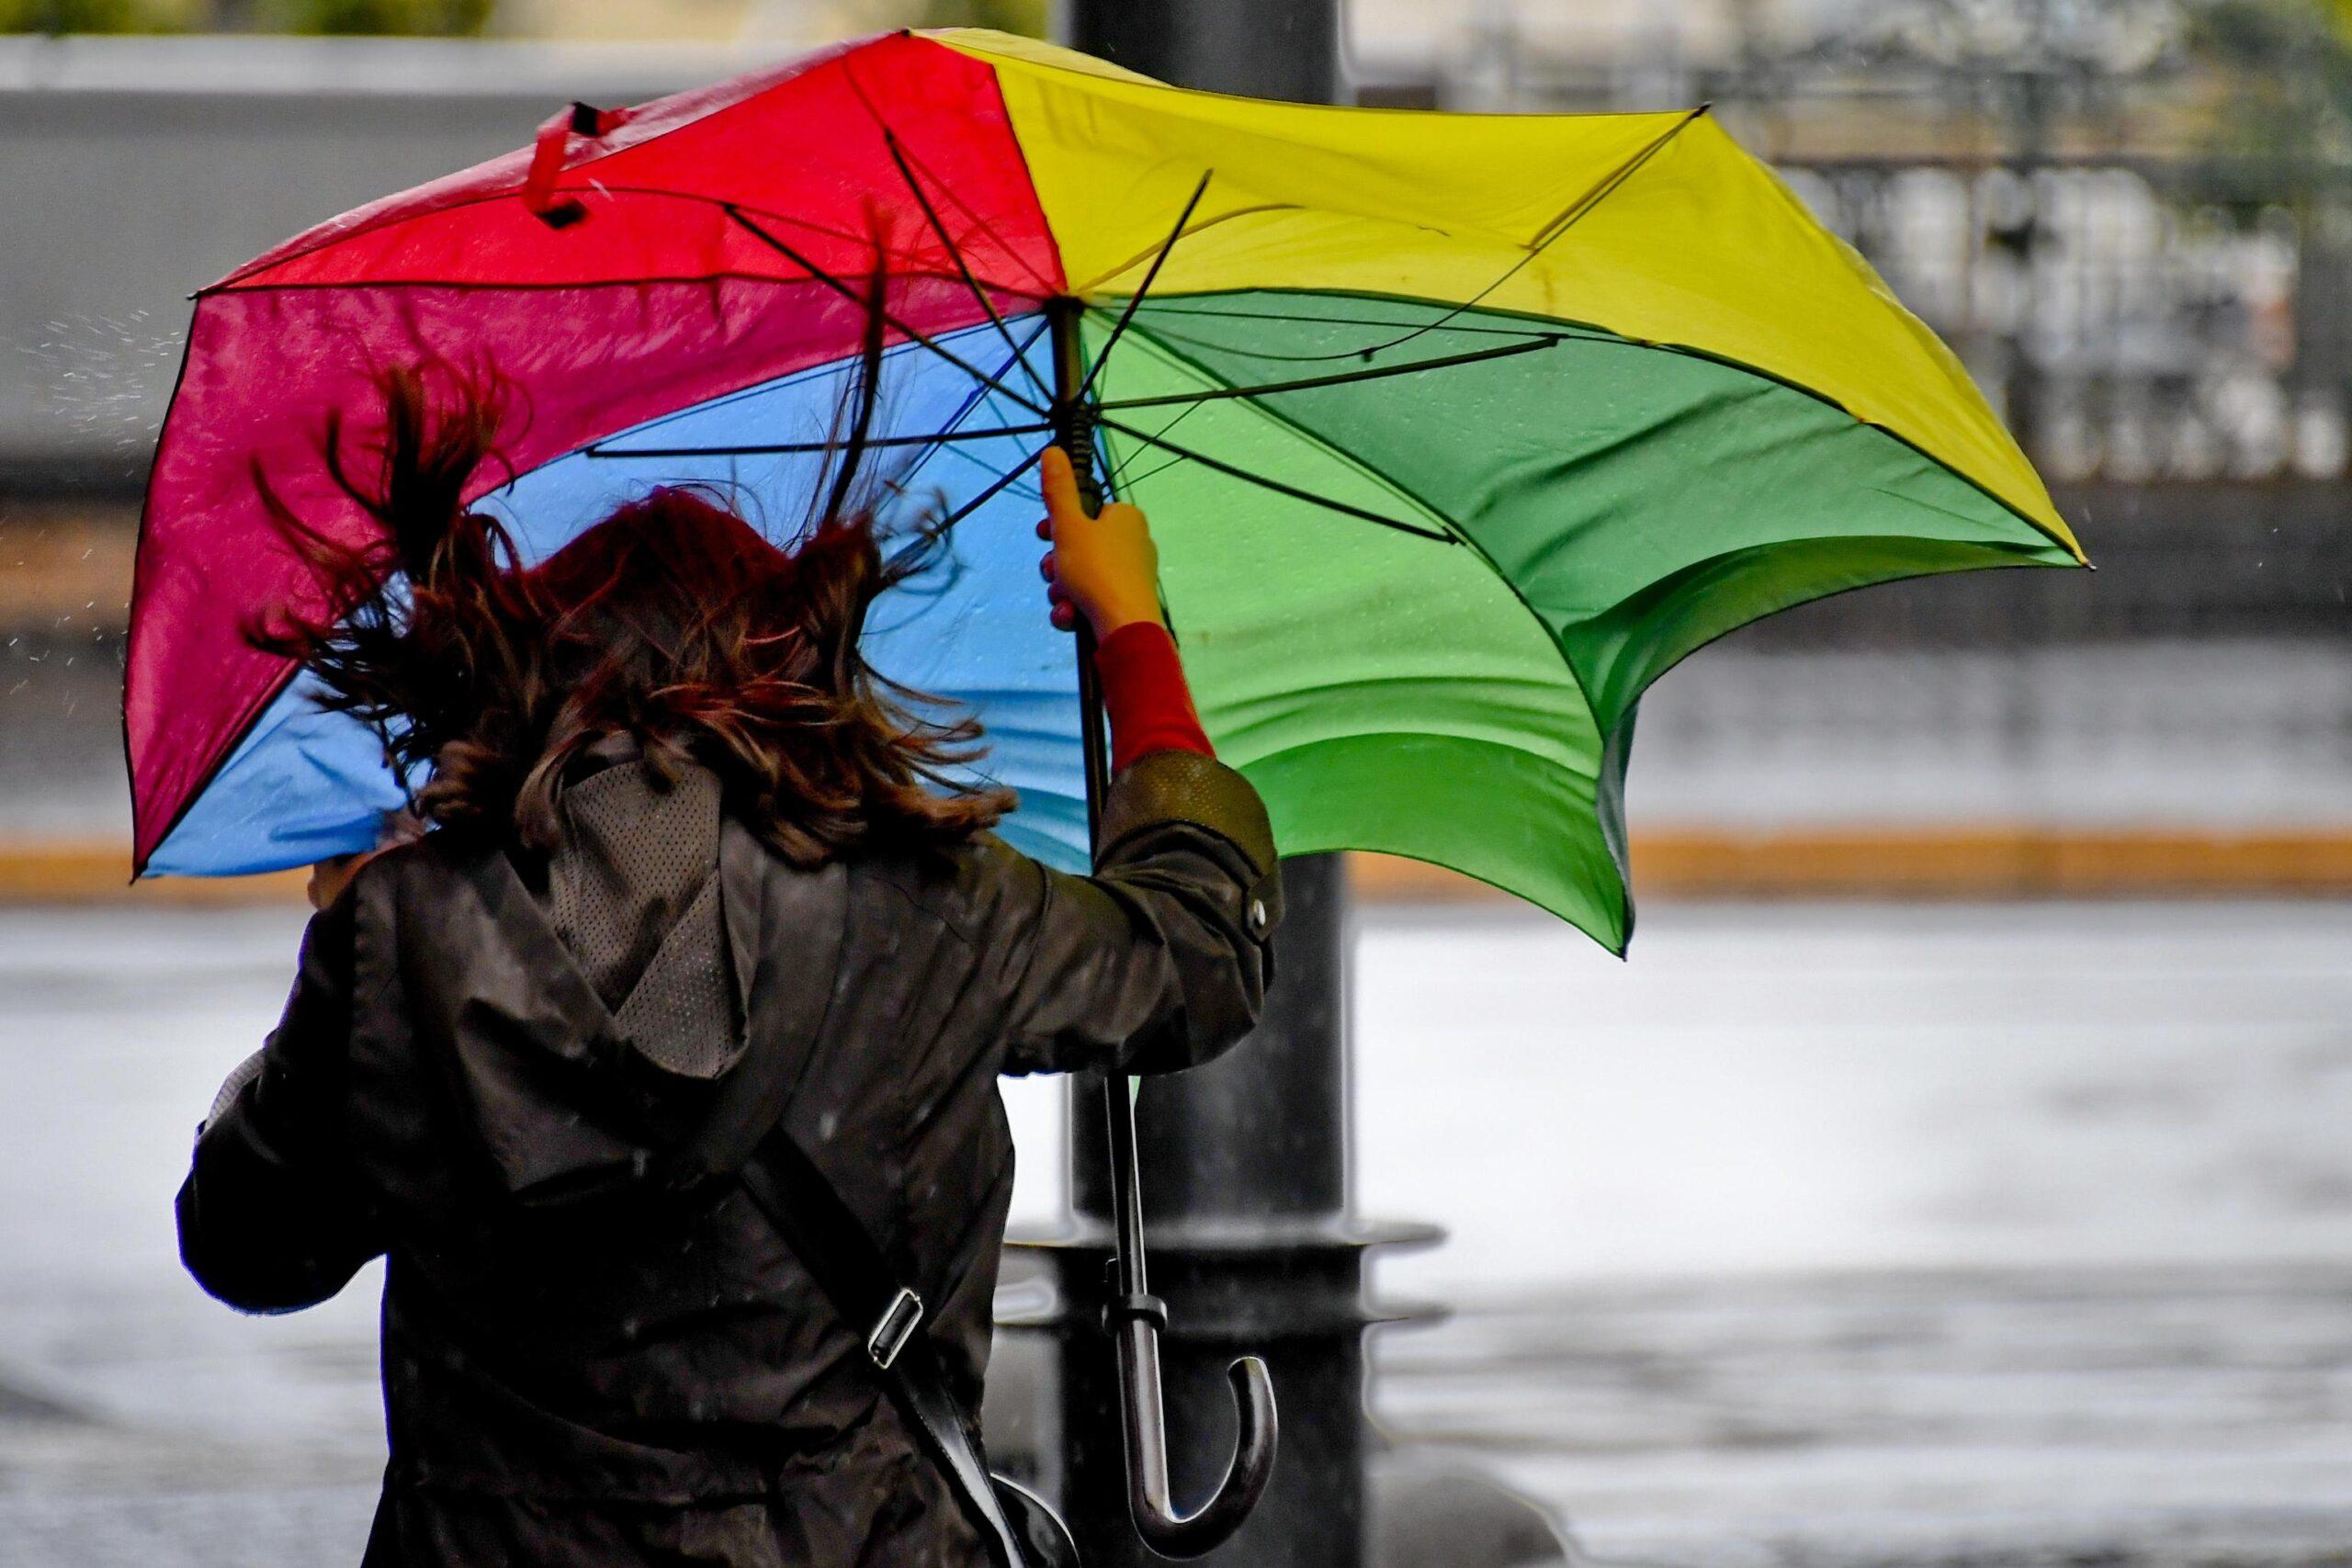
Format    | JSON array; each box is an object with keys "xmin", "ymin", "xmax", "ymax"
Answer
[
  {"xmin": 1047, "ymin": 299, "xmax": 1151, "ymax": 1306},
  {"xmin": 1047, "ymin": 297, "xmax": 1104, "ymax": 513},
  {"xmin": 1048, "ymin": 296, "xmax": 1111, "ymax": 846}
]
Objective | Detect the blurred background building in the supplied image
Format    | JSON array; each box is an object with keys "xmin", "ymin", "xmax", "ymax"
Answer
[
  {"xmin": 1345, "ymin": 0, "xmax": 2352, "ymax": 889},
  {"xmin": 4, "ymin": 0, "xmax": 2347, "ymax": 889}
]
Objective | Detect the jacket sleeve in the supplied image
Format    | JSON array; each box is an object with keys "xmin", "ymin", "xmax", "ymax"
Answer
[
  {"xmin": 993, "ymin": 750, "xmax": 1283, "ymax": 1077},
  {"xmin": 175, "ymin": 889, "xmax": 384, "ymax": 1313}
]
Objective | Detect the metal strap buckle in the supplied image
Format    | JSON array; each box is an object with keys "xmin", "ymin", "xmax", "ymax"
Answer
[{"xmin": 867, "ymin": 1286, "xmax": 925, "ymax": 1370}]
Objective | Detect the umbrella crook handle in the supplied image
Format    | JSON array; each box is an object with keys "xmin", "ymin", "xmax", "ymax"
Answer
[
  {"xmin": 1126, "ymin": 1351, "xmax": 1280, "ymax": 1556},
  {"xmin": 1054, "ymin": 299, "xmax": 1278, "ymax": 1555},
  {"xmin": 1101, "ymin": 1081, "xmax": 1281, "ymax": 1559}
]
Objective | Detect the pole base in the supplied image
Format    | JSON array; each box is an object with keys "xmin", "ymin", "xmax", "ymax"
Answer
[{"xmin": 1368, "ymin": 1457, "xmax": 1574, "ymax": 1568}]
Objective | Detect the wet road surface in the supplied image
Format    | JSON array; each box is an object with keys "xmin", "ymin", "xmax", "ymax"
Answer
[{"xmin": 4, "ymin": 899, "xmax": 2350, "ymax": 1565}]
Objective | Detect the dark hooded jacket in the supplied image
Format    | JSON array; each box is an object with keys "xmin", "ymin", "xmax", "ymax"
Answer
[{"xmin": 175, "ymin": 743, "xmax": 1281, "ymax": 1567}]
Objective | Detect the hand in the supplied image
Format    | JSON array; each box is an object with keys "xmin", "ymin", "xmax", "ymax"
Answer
[
  {"xmin": 1036, "ymin": 446, "xmax": 1163, "ymax": 638},
  {"xmin": 305, "ymin": 814, "xmax": 418, "ymax": 910},
  {"xmin": 306, "ymin": 852, "xmax": 372, "ymax": 912}
]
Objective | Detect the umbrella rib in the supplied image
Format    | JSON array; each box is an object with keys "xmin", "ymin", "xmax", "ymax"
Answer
[
  {"xmin": 838, "ymin": 66, "xmax": 1063, "ymax": 298},
  {"xmin": 1068, "ymin": 202, "xmax": 1306, "ymax": 299},
  {"xmin": 1131, "ymin": 319, "xmax": 1606, "ymax": 366},
  {"xmin": 601, "ymin": 187, "xmax": 1042, "ymax": 302},
  {"xmin": 1110, "ymin": 430, "xmax": 1199, "ymax": 494},
  {"xmin": 1112, "ymin": 452, "xmax": 1182, "ymax": 491},
  {"xmin": 586, "ymin": 422, "xmax": 1052, "ymax": 460},
  {"xmin": 1114, "ymin": 300, "xmax": 1606, "ymax": 335},
  {"xmin": 721, "ymin": 205, "xmax": 1050, "ymax": 418},
  {"xmin": 831, "ymin": 68, "xmax": 1057, "ymax": 403},
  {"xmin": 1076, "ymin": 171, "xmax": 1214, "ymax": 404},
  {"xmin": 907, "ymin": 165, "xmax": 1062, "ymax": 298},
  {"xmin": 1351, "ymin": 107, "xmax": 1709, "ymax": 360},
  {"xmin": 877, "ymin": 131, "xmax": 1054, "ymax": 403},
  {"xmin": 933, "ymin": 445, "xmax": 1048, "ymax": 534},
  {"xmin": 893, "ymin": 317, "xmax": 1054, "ymax": 499},
  {"xmin": 1093, "ymin": 413, "xmax": 1454, "ymax": 543},
  {"xmin": 1525, "ymin": 107, "xmax": 1713, "ymax": 250},
  {"xmin": 1115, "ymin": 302, "xmax": 1628, "ymax": 364},
  {"xmin": 914, "ymin": 167, "xmax": 1064, "ymax": 297},
  {"xmin": 1183, "ymin": 107, "xmax": 1710, "ymax": 367},
  {"xmin": 600, "ymin": 186, "xmax": 986, "ymax": 281},
  {"xmin": 594, "ymin": 321, "xmax": 1052, "ymax": 514},
  {"xmin": 1094, "ymin": 333, "xmax": 1562, "ymax": 411},
  {"xmin": 930, "ymin": 437, "xmax": 1045, "ymax": 499},
  {"xmin": 1102, "ymin": 396, "xmax": 1209, "ymax": 495},
  {"xmin": 1111, "ymin": 315, "xmax": 1483, "ymax": 548}
]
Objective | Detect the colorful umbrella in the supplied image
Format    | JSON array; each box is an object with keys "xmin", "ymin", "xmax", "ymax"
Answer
[{"xmin": 127, "ymin": 27, "xmax": 2085, "ymax": 953}]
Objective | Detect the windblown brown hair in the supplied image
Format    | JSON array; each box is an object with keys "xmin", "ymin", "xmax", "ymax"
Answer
[{"xmin": 247, "ymin": 354, "xmax": 1014, "ymax": 867}]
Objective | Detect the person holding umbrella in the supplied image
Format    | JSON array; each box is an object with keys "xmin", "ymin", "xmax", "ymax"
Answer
[
  {"xmin": 175, "ymin": 364, "xmax": 1281, "ymax": 1566},
  {"xmin": 135, "ymin": 27, "xmax": 2091, "ymax": 1564}
]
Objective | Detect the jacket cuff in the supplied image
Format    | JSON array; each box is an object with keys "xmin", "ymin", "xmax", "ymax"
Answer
[
  {"xmin": 203, "ymin": 1048, "xmax": 268, "ymax": 1137},
  {"xmin": 1096, "ymin": 750, "xmax": 1283, "ymax": 934}
]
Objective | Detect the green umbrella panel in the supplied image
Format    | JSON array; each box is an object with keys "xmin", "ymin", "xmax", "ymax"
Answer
[{"xmin": 1085, "ymin": 293, "xmax": 2078, "ymax": 952}]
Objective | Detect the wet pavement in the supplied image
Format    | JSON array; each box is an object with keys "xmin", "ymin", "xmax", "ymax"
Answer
[{"xmin": 4, "ymin": 898, "xmax": 2351, "ymax": 1564}]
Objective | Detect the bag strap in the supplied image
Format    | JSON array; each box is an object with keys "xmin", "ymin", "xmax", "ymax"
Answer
[
  {"xmin": 643, "ymin": 851, "xmax": 1047, "ymax": 1568},
  {"xmin": 735, "ymin": 1129, "xmax": 1033, "ymax": 1568}
]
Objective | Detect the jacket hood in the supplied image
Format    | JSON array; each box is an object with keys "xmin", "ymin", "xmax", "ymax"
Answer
[{"xmin": 390, "ymin": 807, "xmax": 836, "ymax": 1210}]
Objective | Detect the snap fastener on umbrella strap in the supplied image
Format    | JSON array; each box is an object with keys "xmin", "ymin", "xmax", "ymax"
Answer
[{"xmin": 1103, "ymin": 1290, "xmax": 1170, "ymax": 1332}]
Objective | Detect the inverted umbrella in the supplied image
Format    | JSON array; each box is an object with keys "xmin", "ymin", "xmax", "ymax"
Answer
[
  {"xmin": 126, "ymin": 26, "xmax": 2085, "ymax": 1550},
  {"xmin": 129, "ymin": 26, "xmax": 2084, "ymax": 951}
]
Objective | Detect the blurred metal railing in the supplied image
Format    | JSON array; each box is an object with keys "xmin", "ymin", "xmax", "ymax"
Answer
[{"xmin": 1351, "ymin": 2, "xmax": 2351, "ymax": 660}]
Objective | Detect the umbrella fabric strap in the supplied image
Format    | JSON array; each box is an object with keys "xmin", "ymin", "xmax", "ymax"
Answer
[
  {"xmin": 1103, "ymin": 1290, "xmax": 1169, "ymax": 1331},
  {"xmin": 524, "ymin": 101, "xmax": 636, "ymax": 228}
]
